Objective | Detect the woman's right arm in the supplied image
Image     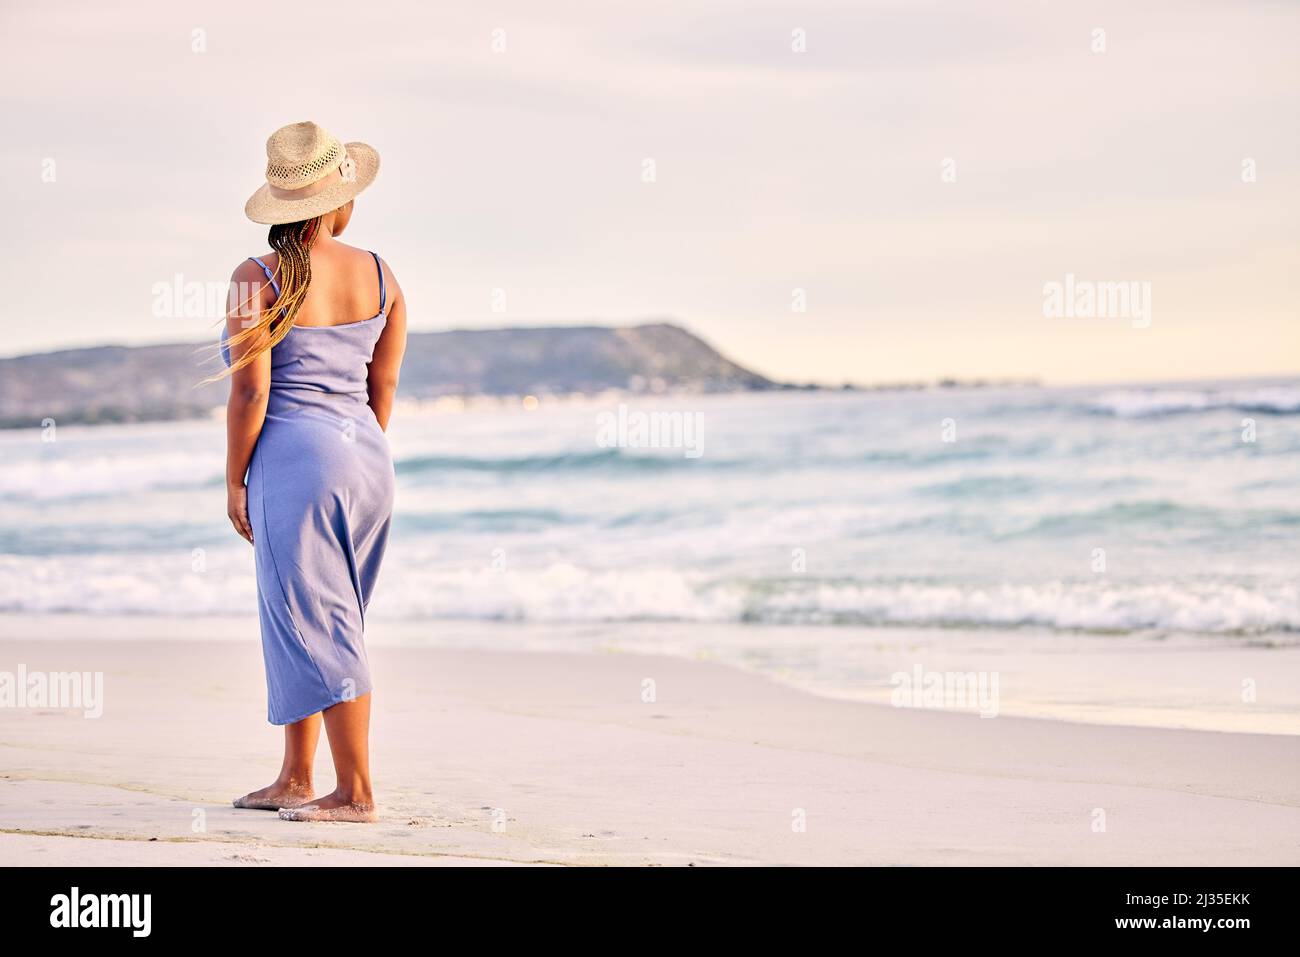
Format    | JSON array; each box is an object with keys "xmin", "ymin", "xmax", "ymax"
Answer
[{"xmin": 224, "ymin": 260, "xmax": 273, "ymax": 544}]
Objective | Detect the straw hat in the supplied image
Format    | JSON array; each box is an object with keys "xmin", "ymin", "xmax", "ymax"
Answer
[{"xmin": 244, "ymin": 121, "xmax": 380, "ymax": 225}]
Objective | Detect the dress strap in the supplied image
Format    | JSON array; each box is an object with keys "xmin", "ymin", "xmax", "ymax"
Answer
[
  {"xmin": 247, "ymin": 256, "xmax": 281, "ymax": 298},
  {"xmin": 369, "ymin": 251, "xmax": 386, "ymax": 314}
]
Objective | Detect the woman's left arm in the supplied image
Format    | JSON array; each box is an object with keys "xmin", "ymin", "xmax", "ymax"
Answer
[
  {"xmin": 367, "ymin": 266, "xmax": 407, "ymax": 432},
  {"xmin": 224, "ymin": 260, "xmax": 273, "ymax": 544}
]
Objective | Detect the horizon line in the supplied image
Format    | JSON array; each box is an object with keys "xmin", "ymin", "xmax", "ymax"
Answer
[{"xmin": 2, "ymin": 323, "xmax": 1296, "ymax": 393}]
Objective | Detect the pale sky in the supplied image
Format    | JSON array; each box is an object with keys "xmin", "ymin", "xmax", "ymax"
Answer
[{"xmin": 1, "ymin": 0, "xmax": 1296, "ymax": 385}]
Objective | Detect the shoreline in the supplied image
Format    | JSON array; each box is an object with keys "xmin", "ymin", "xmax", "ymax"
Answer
[
  {"xmin": 1, "ymin": 635, "xmax": 1297, "ymax": 865},
  {"xmin": 4, "ymin": 614, "xmax": 1299, "ymax": 736}
]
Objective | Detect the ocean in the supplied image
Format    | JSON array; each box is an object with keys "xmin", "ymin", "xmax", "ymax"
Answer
[{"xmin": 3, "ymin": 379, "xmax": 1299, "ymax": 729}]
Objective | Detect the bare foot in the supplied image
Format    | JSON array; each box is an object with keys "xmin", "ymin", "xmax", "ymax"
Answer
[
  {"xmin": 233, "ymin": 780, "xmax": 315, "ymax": 811},
  {"xmin": 277, "ymin": 790, "xmax": 377, "ymax": 823}
]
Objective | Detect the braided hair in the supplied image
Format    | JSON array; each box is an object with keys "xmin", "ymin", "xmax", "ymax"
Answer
[{"xmin": 216, "ymin": 215, "xmax": 321, "ymax": 378}]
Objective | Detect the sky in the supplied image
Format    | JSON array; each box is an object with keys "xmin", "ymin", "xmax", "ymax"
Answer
[{"xmin": 0, "ymin": 0, "xmax": 1296, "ymax": 385}]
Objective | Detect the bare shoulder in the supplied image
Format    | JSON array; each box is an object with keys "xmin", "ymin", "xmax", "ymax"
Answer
[
  {"xmin": 330, "ymin": 239, "xmax": 377, "ymax": 262},
  {"xmin": 232, "ymin": 252, "xmax": 279, "ymax": 280},
  {"xmin": 334, "ymin": 240, "xmax": 402, "ymax": 301},
  {"xmin": 226, "ymin": 256, "xmax": 277, "ymax": 333},
  {"xmin": 336, "ymin": 239, "xmax": 391, "ymax": 266},
  {"xmin": 227, "ymin": 257, "xmax": 266, "ymax": 311},
  {"xmin": 231, "ymin": 257, "xmax": 260, "ymax": 282}
]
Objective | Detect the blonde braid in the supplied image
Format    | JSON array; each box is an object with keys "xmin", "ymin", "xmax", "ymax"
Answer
[{"xmin": 208, "ymin": 216, "xmax": 321, "ymax": 379}]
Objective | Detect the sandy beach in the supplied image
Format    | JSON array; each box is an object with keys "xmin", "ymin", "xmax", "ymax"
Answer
[{"xmin": 2, "ymin": 625, "xmax": 1298, "ymax": 866}]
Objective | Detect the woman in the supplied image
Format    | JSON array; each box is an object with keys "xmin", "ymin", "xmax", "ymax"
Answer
[{"xmin": 218, "ymin": 121, "xmax": 406, "ymax": 823}]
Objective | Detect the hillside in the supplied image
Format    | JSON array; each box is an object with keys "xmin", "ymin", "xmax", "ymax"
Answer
[{"xmin": 0, "ymin": 322, "xmax": 777, "ymax": 428}]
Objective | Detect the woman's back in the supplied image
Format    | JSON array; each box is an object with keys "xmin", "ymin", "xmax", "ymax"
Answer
[
  {"xmin": 255, "ymin": 241, "xmax": 391, "ymax": 329},
  {"xmin": 223, "ymin": 238, "xmax": 398, "ymax": 406}
]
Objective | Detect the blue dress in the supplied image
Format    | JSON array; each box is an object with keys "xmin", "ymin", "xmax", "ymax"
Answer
[{"xmin": 222, "ymin": 252, "xmax": 395, "ymax": 725}]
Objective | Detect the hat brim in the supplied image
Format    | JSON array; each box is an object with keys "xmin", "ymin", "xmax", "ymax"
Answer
[{"xmin": 244, "ymin": 141, "xmax": 380, "ymax": 225}]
